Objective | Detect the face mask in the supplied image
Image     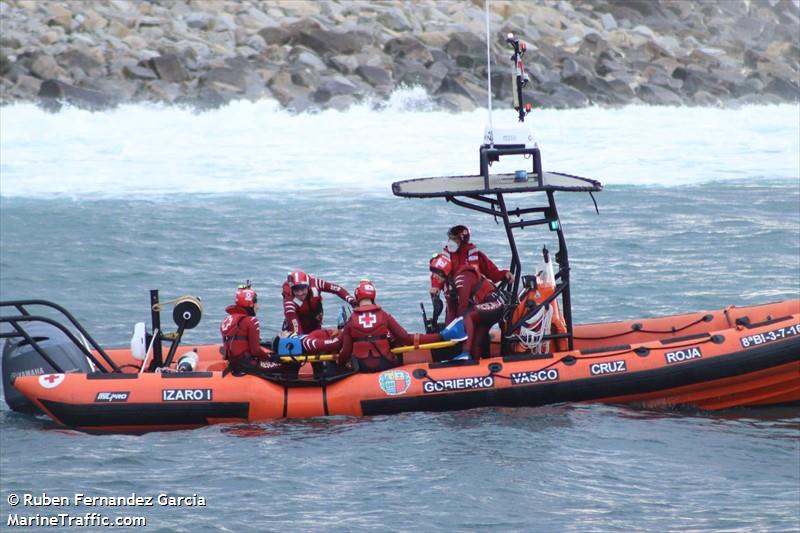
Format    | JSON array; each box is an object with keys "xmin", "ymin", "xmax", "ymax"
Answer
[
  {"xmin": 444, "ymin": 239, "xmax": 460, "ymax": 253},
  {"xmin": 430, "ymin": 273, "xmax": 445, "ymax": 290}
]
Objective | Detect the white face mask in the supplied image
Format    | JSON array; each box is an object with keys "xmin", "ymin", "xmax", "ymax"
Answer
[{"xmin": 445, "ymin": 239, "xmax": 460, "ymax": 253}]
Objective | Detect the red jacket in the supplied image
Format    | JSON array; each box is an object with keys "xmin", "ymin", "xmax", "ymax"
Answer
[
  {"xmin": 339, "ymin": 304, "xmax": 393, "ymax": 371},
  {"xmin": 454, "ymin": 265, "xmax": 498, "ymax": 316},
  {"xmin": 301, "ymin": 329, "xmax": 342, "ymax": 354},
  {"xmin": 340, "ymin": 304, "xmax": 439, "ymax": 371},
  {"xmin": 282, "ymin": 276, "xmax": 354, "ymax": 334},
  {"xmin": 448, "ymin": 243, "xmax": 508, "ymax": 283},
  {"xmin": 220, "ymin": 305, "xmax": 271, "ymax": 363},
  {"xmin": 441, "ymin": 243, "xmax": 507, "ymax": 322}
]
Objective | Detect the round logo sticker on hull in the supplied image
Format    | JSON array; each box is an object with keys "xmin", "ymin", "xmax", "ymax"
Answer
[
  {"xmin": 378, "ymin": 370, "xmax": 411, "ymax": 396},
  {"xmin": 38, "ymin": 374, "xmax": 65, "ymax": 389}
]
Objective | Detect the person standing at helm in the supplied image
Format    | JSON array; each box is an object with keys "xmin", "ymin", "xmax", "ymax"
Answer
[
  {"xmin": 282, "ymin": 271, "xmax": 356, "ymax": 335},
  {"xmin": 220, "ymin": 283, "xmax": 281, "ymax": 372},
  {"xmin": 339, "ymin": 280, "xmax": 466, "ymax": 373},
  {"xmin": 443, "ymin": 225, "xmax": 512, "ymax": 283},
  {"xmin": 432, "ymin": 225, "xmax": 512, "ymax": 322},
  {"xmin": 430, "ymin": 254, "xmax": 504, "ymax": 362}
]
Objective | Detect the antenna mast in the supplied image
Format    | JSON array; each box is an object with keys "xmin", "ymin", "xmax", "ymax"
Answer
[{"xmin": 485, "ymin": 0, "xmax": 493, "ymax": 146}]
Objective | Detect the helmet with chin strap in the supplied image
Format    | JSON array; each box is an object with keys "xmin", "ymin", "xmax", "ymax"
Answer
[
  {"xmin": 429, "ymin": 253, "xmax": 452, "ymax": 277},
  {"xmin": 288, "ymin": 271, "xmax": 310, "ymax": 289},
  {"xmin": 448, "ymin": 225, "xmax": 470, "ymax": 244},
  {"xmin": 354, "ymin": 280, "xmax": 377, "ymax": 302},
  {"xmin": 235, "ymin": 281, "xmax": 258, "ymax": 308}
]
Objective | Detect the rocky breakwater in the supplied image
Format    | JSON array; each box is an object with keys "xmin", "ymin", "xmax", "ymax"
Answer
[{"xmin": 0, "ymin": 0, "xmax": 798, "ymax": 112}]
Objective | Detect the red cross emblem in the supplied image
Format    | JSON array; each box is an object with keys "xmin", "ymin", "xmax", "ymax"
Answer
[
  {"xmin": 38, "ymin": 373, "xmax": 65, "ymax": 389},
  {"xmin": 358, "ymin": 312, "xmax": 377, "ymax": 328}
]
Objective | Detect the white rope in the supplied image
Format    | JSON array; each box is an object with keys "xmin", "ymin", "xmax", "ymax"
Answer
[
  {"xmin": 515, "ymin": 305, "xmax": 553, "ymax": 354},
  {"xmin": 139, "ymin": 328, "xmax": 159, "ymax": 374}
]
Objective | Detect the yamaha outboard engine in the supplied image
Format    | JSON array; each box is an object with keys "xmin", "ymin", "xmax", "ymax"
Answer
[{"xmin": 2, "ymin": 323, "xmax": 93, "ymax": 414}]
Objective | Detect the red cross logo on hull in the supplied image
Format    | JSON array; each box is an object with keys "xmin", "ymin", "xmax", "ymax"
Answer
[
  {"xmin": 38, "ymin": 373, "xmax": 65, "ymax": 389},
  {"xmin": 358, "ymin": 312, "xmax": 378, "ymax": 329}
]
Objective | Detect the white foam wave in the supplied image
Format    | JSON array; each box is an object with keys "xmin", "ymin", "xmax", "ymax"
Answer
[{"xmin": 0, "ymin": 91, "xmax": 797, "ymax": 198}]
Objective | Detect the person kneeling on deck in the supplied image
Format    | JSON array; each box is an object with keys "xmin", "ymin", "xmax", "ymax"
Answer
[
  {"xmin": 430, "ymin": 253, "xmax": 504, "ymax": 362},
  {"xmin": 282, "ymin": 270, "xmax": 356, "ymax": 336},
  {"xmin": 220, "ymin": 283, "xmax": 282, "ymax": 373},
  {"xmin": 338, "ymin": 280, "xmax": 466, "ymax": 373}
]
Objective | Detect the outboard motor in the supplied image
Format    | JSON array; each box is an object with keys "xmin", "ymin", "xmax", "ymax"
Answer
[{"xmin": 2, "ymin": 323, "xmax": 93, "ymax": 414}]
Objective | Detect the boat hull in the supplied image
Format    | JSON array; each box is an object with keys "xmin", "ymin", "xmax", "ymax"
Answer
[{"xmin": 12, "ymin": 300, "xmax": 800, "ymax": 432}]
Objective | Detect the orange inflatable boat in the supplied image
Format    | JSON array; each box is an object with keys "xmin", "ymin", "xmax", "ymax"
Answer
[
  {"xmin": 3, "ymin": 57, "xmax": 797, "ymax": 432},
  {"xmin": 3, "ymin": 298, "xmax": 798, "ymax": 433}
]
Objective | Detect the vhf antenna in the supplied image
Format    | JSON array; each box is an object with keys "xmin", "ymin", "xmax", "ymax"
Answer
[{"xmin": 484, "ymin": 0, "xmax": 494, "ymax": 146}]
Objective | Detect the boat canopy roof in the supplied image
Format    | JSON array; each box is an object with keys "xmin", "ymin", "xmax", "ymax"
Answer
[{"xmin": 392, "ymin": 171, "xmax": 602, "ymax": 198}]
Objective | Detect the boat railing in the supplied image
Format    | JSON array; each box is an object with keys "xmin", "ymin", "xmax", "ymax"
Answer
[{"xmin": 0, "ymin": 300, "xmax": 118, "ymax": 373}]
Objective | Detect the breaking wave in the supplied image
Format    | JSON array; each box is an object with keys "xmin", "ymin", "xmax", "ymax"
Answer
[{"xmin": 0, "ymin": 92, "xmax": 797, "ymax": 198}]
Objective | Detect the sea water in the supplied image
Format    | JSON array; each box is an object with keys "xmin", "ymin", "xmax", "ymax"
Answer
[{"xmin": 0, "ymin": 94, "xmax": 798, "ymax": 531}]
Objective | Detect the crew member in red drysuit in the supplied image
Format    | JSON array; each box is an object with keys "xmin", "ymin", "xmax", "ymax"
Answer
[
  {"xmin": 220, "ymin": 283, "xmax": 282, "ymax": 372},
  {"xmin": 282, "ymin": 271, "xmax": 355, "ymax": 335},
  {"xmin": 300, "ymin": 329, "xmax": 342, "ymax": 355},
  {"xmin": 339, "ymin": 280, "xmax": 447, "ymax": 373},
  {"xmin": 430, "ymin": 254, "xmax": 504, "ymax": 362},
  {"xmin": 431, "ymin": 225, "xmax": 512, "ymax": 323}
]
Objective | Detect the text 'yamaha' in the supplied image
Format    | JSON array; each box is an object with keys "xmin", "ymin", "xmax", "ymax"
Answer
[{"xmin": 162, "ymin": 389, "xmax": 212, "ymax": 401}]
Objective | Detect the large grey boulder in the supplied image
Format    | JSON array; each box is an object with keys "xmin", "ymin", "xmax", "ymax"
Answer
[
  {"xmin": 384, "ymin": 36, "xmax": 434, "ymax": 65},
  {"xmin": 258, "ymin": 26, "xmax": 291, "ymax": 46},
  {"xmin": 38, "ymin": 78, "xmax": 114, "ymax": 110},
  {"xmin": 445, "ymin": 31, "xmax": 486, "ymax": 69},
  {"xmin": 148, "ymin": 54, "xmax": 189, "ymax": 83},
  {"xmin": 268, "ymin": 70, "xmax": 310, "ymax": 106},
  {"xmin": 636, "ymin": 83, "xmax": 684, "ymax": 105},
  {"xmin": 672, "ymin": 67, "xmax": 718, "ymax": 96},
  {"xmin": 57, "ymin": 49, "xmax": 104, "ymax": 77},
  {"xmin": 294, "ymin": 29, "xmax": 368, "ymax": 56},
  {"xmin": 764, "ymin": 76, "xmax": 800, "ymax": 100},
  {"xmin": 436, "ymin": 92, "xmax": 477, "ymax": 112},
  {"xmin": 123, "ymin": 64, "xmax": 157, "ymax": 80},
  {"xmin": 356, "ymin": 64, "xmax": 392, "ymax": 87},
  {"xmin": 312, "ymin": 74, "xmax": 359, "ymax": 103},
  {"xmin": 202, "ymin": 66, "xmax": 248, "ymax": 93},
  {"xmin": 30, "ymin": 54, "xmax": 66, "ymax": 80},
  {"xmin": 437, "ymin": 74, "xmax": 488, "ymax": 106},
  {"xmin": 290, "ymin": 65, "xmax": 321, "ymax": 89},
  {"xmin": 394, "ymin": 58, "xmax": 437, "ymax": 90}
]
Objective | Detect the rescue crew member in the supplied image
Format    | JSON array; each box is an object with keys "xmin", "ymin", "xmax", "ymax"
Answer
[
  {"xmin": 282, "ymin": 271, "xmax": 356, "ymax": 335},
  {"xmin": 220, "ymin": 283, "xmax": 282, "ymax": 372},
  {"xmin": 339, "ymin": 280, "xmax": 466, "ymax": 372},
  {"xmin": 300, "ymin": 329, "xmax": 342, "ymax": 355},
  {"xmin": 430, "ymin": 254, "xmax": 504, "ymax": 362},
  {"xmin": 432, "ymin": 225, "xmax": 512, "ymax": 322}
]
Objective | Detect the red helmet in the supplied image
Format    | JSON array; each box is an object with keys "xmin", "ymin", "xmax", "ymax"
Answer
[
  {"xmin": 448, "ymin": 225, "xmax": 470, "ymax": 244},
  {"xmin": 288, "ymin": 271, "xmax": 310, "ymax": 289},
  {"xmin": 354, "ymin": 280, "xmax": 377, "ymax": 302},
  {"xmin": 429, "ymin": 253, "xmax": 452, "ymax": 277},
  {"xmin": 235, "ymin": 287, "xmax": 257, "ymax": 308}
]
